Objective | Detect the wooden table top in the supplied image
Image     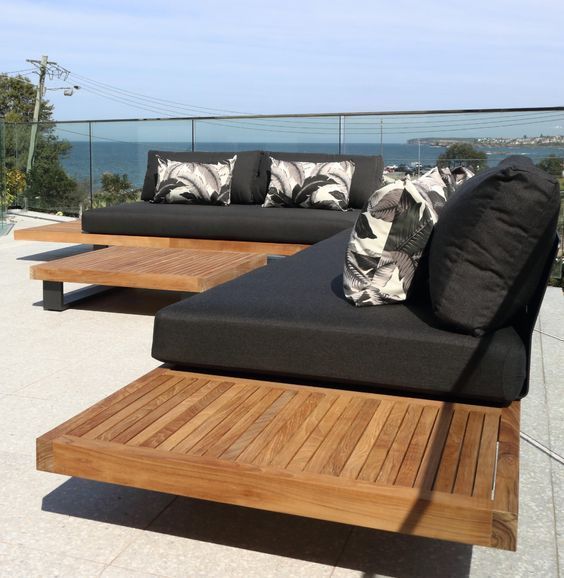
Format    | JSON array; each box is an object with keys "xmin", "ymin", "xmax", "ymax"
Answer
[
  {"xmin": 37, "ymin": 367, "xmax": 520, "ymax": 550},
  {"xmin": 30, "ymin": 246, "xmax": 267, "ymax": 292}
]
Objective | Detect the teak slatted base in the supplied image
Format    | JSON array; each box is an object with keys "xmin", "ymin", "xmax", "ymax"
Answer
[
  {"xmin": 37, "ymin": 368, "xmax": 519, "ymax": 550},
  {"xmin": 14, "ymin": 221, "xmax": 308, "ymax": 256}
]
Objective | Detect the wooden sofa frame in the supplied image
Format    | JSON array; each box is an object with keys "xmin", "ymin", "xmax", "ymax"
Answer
[
  {"xmin": 37, "ymin": 367, "xmax": 519, "ymax": 551},
  {"xmin": 14, "ymin": 220, "xmax": 308, "ymax": 256},
  {"xmin": 23, "ymin": 220, "xmax": 551, "ymax": 551}
]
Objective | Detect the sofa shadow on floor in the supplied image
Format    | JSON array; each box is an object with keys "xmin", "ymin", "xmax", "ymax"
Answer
[
  {"xmin": 41, "ymin": 477, "xmax": 473, "ymax": 577},
  {"xmin": 17, "ymin": 245, "xmax": 95, "ymax": 262}
]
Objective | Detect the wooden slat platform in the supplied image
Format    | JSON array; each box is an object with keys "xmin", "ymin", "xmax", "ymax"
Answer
[
  {"xmin": 14, "ymin": 221, "xmax": 309, "ymax": 256},
  {"xmin": 37, "ymin": 368, "xmax": 519, "ymax": 550},
  {"xmin": 30, "ymin": 246, "xmax": 267, "ymax": 292}
]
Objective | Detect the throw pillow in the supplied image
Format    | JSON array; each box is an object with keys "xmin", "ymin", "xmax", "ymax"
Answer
[
  {"xmin": 265, "ymin": 152, "xmax": 383, "ymax": 209},
  {"xmin": 152, "ymin": 155, "xmax": 237, "ymax": 205},
  {"xmin": 428, "ymin": 156, "xmax": 561, "ymax": 335},
  {"xmin": 343, "ymin": 166, "xmax": 473, "ymax": 306},
  {"xmin": 263, "ymin": 158, "xmax": 355, "ymax": 211},
  {"xmin": 142, "ymin": 150, "xmax": 266, "ymax": 204}
]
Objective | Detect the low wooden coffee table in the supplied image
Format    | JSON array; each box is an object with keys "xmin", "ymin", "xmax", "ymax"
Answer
[
  {"xmin": 37, "ymin": 367, "xmax": 519, "ymax": 550},
  {"xmin": 30, "ymin": 246, "xmax": 267, "ymax": 311}
]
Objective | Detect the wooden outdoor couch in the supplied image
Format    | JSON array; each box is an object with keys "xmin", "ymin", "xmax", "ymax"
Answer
[
  {"xmin": 17, "ymin": 149, "xmax": 385, "ymax": 256},
  {"xmin": 32, "ymin": 155, "xmax": 561, "ymax": 551}
]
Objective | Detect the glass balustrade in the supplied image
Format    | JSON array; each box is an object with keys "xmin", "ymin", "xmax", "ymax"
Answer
[{"xmin": 1, "ymin": 107, "xmax": 562, "ymax": 218}]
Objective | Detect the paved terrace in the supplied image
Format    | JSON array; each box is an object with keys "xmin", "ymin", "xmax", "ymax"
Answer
[{"xmin": 1, "ymin": 215, "xmax": 562, "ymax": 578}]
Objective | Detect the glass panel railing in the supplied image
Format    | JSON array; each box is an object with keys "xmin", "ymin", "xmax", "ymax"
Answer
[
  {"xmin": 42, "ymin": 121, "xmax": 91, "ymax": 215},
  {"xmin": 3, "ymin": 121, "xmax": 31, "ymax": 214},
  {"xmin": 4, "ymin": 108, "xmax": 562, "ymax": 219},
  {"xmin": 194, "ymin": 116, "xmax": 340, "ymax": 154},
  {"xmin": 343, "ymin": 110, "xmax": 564, "ymax": 177},
  {"xmin": 0, "ymin": 116, "xmax": 7, "ymax": 233},
  {"xmin": 89, "ymin": 119, "xmax": 193, "ymax": 208}
]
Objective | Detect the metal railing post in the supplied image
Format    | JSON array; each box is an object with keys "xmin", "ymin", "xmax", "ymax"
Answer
[
  {"xmin": 88, "ymin": 121, "xmax": 93, "ymax": 208},
  {"xmin": 0, "ymin": 114, "xmax": 4, "ymax": 223}
]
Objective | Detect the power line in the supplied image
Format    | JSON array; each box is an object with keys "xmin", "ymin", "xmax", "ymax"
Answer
[
  {"xmin": 69, "ymin": 72, "xmax": 252, "ymax": 116},
  {"xmin": 5, "ymin": 65, "xmax": 564, "ymax": 139},
  {"xmin": 62, "ymin": 78, "xmax": 564, "ymax": 135},
  {"xmin": 66, "ymin": 72, "xmax": 564, "ymax": 135},
  {"xmin": 77, "ymin": 84, "xmax": 183, "ymax": 117},
  {"xmin": 1, "ymin": 69, "xmax": 35, "ymax": 76}
]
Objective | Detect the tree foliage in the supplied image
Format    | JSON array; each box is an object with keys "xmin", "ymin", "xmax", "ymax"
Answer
[
  {"xmin": 101, "ymin": 172, "xmax": 132, "ymax": 194},
  {"xmin": 93, "ymin": 172, "xmax": 140, "ymax": 208},
  {"xmin": 3, "ymin": 168, "xmax": 26, "ymax": 207},
  {"xmin": 538, "ymin": 155, "xmax": 563, "ymax": 177},
  {"xmin": 437, "ymin": 143, "xmax": 488, "ymax": 172},
  {"xmin": 0, "ymin": 74, "xmax": 80, "ymax": 212},
  {"xmin": 0, "ymin": 75, "xmax": 53, "ymax": 123}
]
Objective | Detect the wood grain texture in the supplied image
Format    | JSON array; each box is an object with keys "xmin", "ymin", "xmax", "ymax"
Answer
[
  {"xmin": 15, "ymin": 220, "xmax": 308, "ymax": 256},
  {"xmin": 36, "ymin": 368, "xmax": 520, "ymax": 550},
  {"xmin": 491, "ymin": 402, "xmax": 520, "ymax": 550},
  {"xmin": 30, "ymin": 246, "xmax": 266, "ymax": 292}
]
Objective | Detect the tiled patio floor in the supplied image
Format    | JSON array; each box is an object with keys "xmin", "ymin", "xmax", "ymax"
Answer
[{"xmin": 1, "ymin": 215, "xmax": 562, "ymax": 578}]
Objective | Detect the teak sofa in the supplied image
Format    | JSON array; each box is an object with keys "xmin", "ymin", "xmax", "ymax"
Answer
[{"xmin": 35, "ymin": 150, "xmax": 560, "ymax": 551}]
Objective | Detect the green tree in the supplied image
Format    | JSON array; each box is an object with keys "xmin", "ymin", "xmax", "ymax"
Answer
[
  {"xmin": 3, "ymin": 168, "xmax": 26, "ymax": 208},
  {"xmin": 93, "ymin": 173, "xmax": 140, "ymax": 208},
  {"xmin": 437, "ymin": 143, "xmax": 488, "ymax": 172},
  {"xmin": 0, "ymin": 74, "xmax": 80, "ymax": 212},
  {"xmin": 538, "ymin": 155, "xmax": 563, "ymax": 178},
  {"xmin": 0, "ymin": 75, "xmax": 54, "ymax": 123},
  {"xmin": 101, "ymin": 173, "xmax": 132, "ymax": 194}
]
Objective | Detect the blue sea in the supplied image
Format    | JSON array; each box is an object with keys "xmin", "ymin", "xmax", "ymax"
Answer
[{"xmin": 60, "ymin": 141, "xmax": 564, "ymax": 189}]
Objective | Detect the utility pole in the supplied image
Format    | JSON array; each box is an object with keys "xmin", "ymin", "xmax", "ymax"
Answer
[
  {"xmin": 25, "ymin": 55, "xmax": 73, "ymax": 173},
  {"xmin": 26, "ymin": 55, "xmax": 50, "ymax": 173}
]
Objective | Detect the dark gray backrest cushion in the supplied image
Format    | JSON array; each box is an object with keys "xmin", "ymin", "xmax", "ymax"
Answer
[
  {"xmin": 142, "ymin": 150, "xmax": 267, "ymax": 204},
  {"xmin": 265, "ymin": 152, "xmax": 384, "ymax": 209},
  {"xmin": 428, "ymin": 156, "xmax": 561, "ymax": 336}
]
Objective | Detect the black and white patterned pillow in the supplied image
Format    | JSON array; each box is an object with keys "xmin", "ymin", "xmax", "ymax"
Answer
[
  {"xmin": 343, "ymin": 167, "xmax": 473, "ymax": 306},
  {"xmin": 263, "ymin": 158, "xmax": 355, "ymax": 211},
  {"xmin": 152, "ymin": 155, "xmax": 237, "ymax": 205}
]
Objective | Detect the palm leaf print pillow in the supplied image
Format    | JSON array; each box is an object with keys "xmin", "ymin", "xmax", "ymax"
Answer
[
  {"xmin": 263, "ymin": 157, "xmax": 355, "ymax": 211},
  {"xmin": 152, "ymin": 155, "xmax": 237, "ymax": 206},
  {"xmin": 343, "ymin": 166, "xmax": 473, "ymax": 306}
]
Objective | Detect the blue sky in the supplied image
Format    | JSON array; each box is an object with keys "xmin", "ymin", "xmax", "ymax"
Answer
[{"xmin": 1, "ymin": 0, "xmax": 563, "ymax": 124}]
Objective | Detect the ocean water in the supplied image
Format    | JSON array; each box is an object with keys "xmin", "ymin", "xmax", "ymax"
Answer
[{"xmin": 59, "ymin": 141, "xmax": 564, "ymax": 189}]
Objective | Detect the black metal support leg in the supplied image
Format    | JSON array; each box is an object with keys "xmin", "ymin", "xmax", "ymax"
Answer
[{"xmin": 43, "ymin": 281, "xmax": 65, "ymax": 311}]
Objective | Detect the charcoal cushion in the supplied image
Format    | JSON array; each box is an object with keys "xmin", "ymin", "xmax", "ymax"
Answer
[
  {"xmin": 265, "ymin": 152, "xmax": 384, "ymax": 209},
  {"xmin": 429, "ymin": 156, "xmax": 561, "ymax": 336},
  {"xmin": 152, "ymin": 229, "xmax": 528, "ymax": 404},
  {"xmin": 82, "ymin": 202, "xmax": 359, "ymax": 245},
  {"xmin": 142, "ymin": 150, "xmax": 266, "ymax": 204}
]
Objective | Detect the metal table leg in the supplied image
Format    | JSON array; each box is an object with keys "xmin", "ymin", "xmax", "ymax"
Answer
[{"xmin": 42, "ymin": 281, "xmax": 65, "ymax": 311}]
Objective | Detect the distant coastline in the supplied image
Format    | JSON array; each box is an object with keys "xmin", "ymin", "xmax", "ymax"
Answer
[
  {"xmin": 60, "ymin": 141, "xmax": 564, "ymax": 189},
  {"xmin": 408, "ymin": 136, "xmax": 564, "ymax": 147}
]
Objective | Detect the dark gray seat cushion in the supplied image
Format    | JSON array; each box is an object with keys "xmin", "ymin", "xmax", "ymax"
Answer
[
  {"xmin": 152, "ymin": 230, "xmax": 527, "ymax": 404},
  {"xmin": 429, "ymin": 156, "xmax": 561, "ymax": 336},
  {"xmin": 82, "ymin": 202, "xmax": 360, "ymax": 245},
  {"xmin": 266, "ymin": 151, "xmax": 384, "ymax": 209},
  {"xmin": 142, "ymin": 150, "xmax": 267, "ymax": 204}
]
